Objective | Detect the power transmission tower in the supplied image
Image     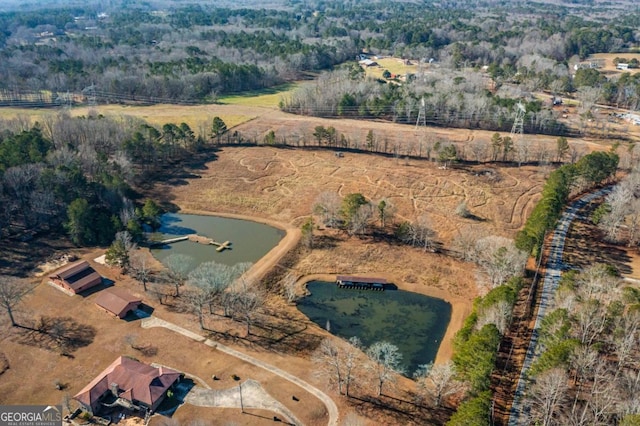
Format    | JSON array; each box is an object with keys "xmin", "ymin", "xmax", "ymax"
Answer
[
  {"xmin": 510, "ymin": 102, "xmax": 525, "ymax": 143},
  {"xmin": 415, "ymin": 97, "xmax": 426, "ymax": 129},
  {"xmin": 82, "ymin": 83, "xmax": 97, "ymax": 106},
  {"xmin": 65, "ymin": 90, "xmax": 72, "ymax": 109},
  {"xmin": 511, "ymin": 102, "xmax": 526, "ymax": 165}
]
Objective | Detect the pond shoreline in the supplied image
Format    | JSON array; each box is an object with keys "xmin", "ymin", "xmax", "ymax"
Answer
[
  {"xmin": 168, "ymin": 209, "xmax": 301, "ymax": 284},
  {"xmin": 153, "ymin": 210, "xmax": 471, "ymax": 365},
  {"xmin": 296, "ymin": 273, "xmax": 471, "ymax": 365}
]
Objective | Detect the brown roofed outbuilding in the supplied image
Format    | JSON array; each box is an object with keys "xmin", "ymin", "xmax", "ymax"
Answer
[
  {"xmin": 95, "ymin": 287, "xmax": 142, "ymax": 319},
  {"xmin": 49, "ymin": 260, "xmax": 102, "ymax": 294}
]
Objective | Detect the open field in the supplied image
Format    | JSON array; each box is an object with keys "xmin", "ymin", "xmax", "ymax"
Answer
[
  {"xmin": 160, "ymin": 146, "xmax": 546, "ymax": 242},
  {"xmin": 364, "ymin": 57, "xmax": 419, "ymax": 80},
  {"xmin": 217, "ymin": 83, "xmax": 300, "ymax": 108},
  {"xmin": 589, "ymin": 52, "xmax": 640, "ymax": 75},
  {"xmin": 151, "ymin": 146, "xmax": 552, "ymax": 365},
  {"xmin": 0, "ymin": 104, "xmax": 259, "ymax": 136}
]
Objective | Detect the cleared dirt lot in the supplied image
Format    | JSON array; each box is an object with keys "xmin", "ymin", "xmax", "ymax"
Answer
[{"xmin": 589, "ymin": 52, "xmax": 640, "ymax": 75}]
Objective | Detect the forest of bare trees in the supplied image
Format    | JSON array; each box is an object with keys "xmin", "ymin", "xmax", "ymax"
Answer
[
  {"xmin": 0, "ymin": 0, "xmax": 638, "ymax": 109},
  {"xmin": 523, "ymin": 264, "xmax": 640, "ymax": 425}
]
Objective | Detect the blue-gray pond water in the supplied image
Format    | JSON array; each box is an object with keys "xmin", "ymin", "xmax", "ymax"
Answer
[
  {"xmin": 298, "ymin": 281, "xmax": 452, "ymax": 375},
  {"xmin": 151, "ymin": 213, "xmax": 285, "ymax": 269}
]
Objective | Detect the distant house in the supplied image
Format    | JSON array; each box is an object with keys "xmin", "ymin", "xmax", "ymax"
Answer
[
  {"xmin": 617, "ymin": 63, "xmax": 630, "ymax": 70},
  {"xmin": 74, "ymin": 356, "xmax": 181, "ymax": 415},
  {"xmin": 574, "ymin": 59, "xmax": 604, "ymax": 70},
  {"xmin": 49, "ymin": 260, "xmax": 102, "ymax": 294},
  {"xmin": 95, "ymin": 287, "xmax": 142, "ymax": 318},
  {"xmin": 359, "ymin": 59, "xmax": 378, "ymax": 67}
]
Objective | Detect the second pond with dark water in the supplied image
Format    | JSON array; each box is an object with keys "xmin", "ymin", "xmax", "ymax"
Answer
[{"xmin": 298, "ymin": 281, "xmax": 452, "ymax": 375}]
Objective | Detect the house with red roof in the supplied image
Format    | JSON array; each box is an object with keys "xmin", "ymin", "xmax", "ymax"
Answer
[{"xmin": 73, "ymin": 356, "xmax": 181, "ymax": 415}]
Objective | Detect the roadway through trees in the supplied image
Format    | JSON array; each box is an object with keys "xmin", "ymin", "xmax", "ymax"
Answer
[{"xmin": 506, "ymin": 187, "xmax": 611, "ymax": 425}]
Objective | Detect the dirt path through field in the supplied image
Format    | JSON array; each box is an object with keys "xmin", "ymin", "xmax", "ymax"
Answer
[{"xmin": 142, "ymin": 316, "xmax": 339, "ymax": 426}]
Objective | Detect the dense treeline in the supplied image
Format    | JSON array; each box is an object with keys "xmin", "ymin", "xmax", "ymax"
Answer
[
  {"xmin": 448, "ymin": 276, "xmax": 524, "ymax": 425},
  {"xmin": 0, "ymin": 1, "xmax": 637, "ymax": 103},
  {"xmin": 0, "ymin": 113, "xmax": 210, "ymax": 247},
  {"xmin": 515, "ymin": 150, "xmax": 619, "ymax": 256}
]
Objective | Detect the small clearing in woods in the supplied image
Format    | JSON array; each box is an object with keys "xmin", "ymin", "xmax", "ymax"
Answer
[{"xmin": 589, "ymin": 52, "xmax": 640, "ymax": 75}]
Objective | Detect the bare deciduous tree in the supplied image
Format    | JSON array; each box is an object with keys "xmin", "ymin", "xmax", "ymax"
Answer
[
  {"xmin": 526, "ymin": 368, "xmax": 569, "ymax": 426},
  {"xmin": 476, "ymin": 299, "xmax": 513, "ymax": 335},
  {"xmin": 314, "ymin": 192, "xmax": 342, "ymax": 228},
  {"xmin": 474, "ymin": 235, "xmax": 527, "ymax": 289},
  {"xmin": 148, "ymin": 282, "xmax": 171, "ymax": 305},
  {"xmin": 414, "ymin": 361, "xmax": 465, "ymax": 407},
  {"xmin": 187, "ymin": 261, "xmax": 243, "ymax": 315},
  {"xmin": 366, "ymin": 341, "xmax": 404, "ymax": 396},
  {"xmin": 451, "ymin": 226, "xmax": 484, "ymax": 262},
  {"xmin": 163, "ymin": 253, "xmax": 195, "ymax": 297},
  {"xmin": 313, "ymin": 338, "xmax": 345, "ymax": 394},
  {"xmin": 349, "ymin": 203, "xmax": 373, "ymax": 236},
  {"xmin": 129, "ymin": 251, "xmax": 152, "ymax": 292},
  {"xmin": 313, "ymin": 336, "xmax": 364, "ymax": 396},
  {"xmin": 229, "ymin": 277, "xmax": 263, "ymax": 336},
  {"xmin": 0, "ymin": 276, "xmax": 31, "ymax": 327}
]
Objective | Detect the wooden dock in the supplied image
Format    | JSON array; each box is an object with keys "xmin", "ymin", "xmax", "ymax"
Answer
[
  {"xmin": 336, "ymin": 275, "xmax": 386, "ymax": 291},
  {"xmin": 151, "ymin": 234, "xmax": 232, "ymax": 251}
]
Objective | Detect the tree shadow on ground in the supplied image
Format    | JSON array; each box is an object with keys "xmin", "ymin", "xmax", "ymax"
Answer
[
  {"xmin": 346, "ymin": 392, "xmax": 452, "ymax": 426},
  {"xmin": 563, "ymin": 200, "xmax": 633, "ymax": 275},
  {"xmin": 0, "ymin": 230, "xmax": 75, "ymax": 276},
  {"xmin": 13, "ymin": 316, "xmax": 96, "ymax": 355},
  {"xmin": 312, "ymin": 234, "xmax": 342, "ymax": 250},
  {"xmin": 202, "ymin": 315, "xmax": 324, "ymax": 356}
]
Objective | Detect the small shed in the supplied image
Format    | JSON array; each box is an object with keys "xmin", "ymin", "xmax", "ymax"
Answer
[
  {"xmin": 49, "ymin": 260, "xmax": 102, "ymax": 294},
  {"xmin": 95, "ymin": 287, "xmax": 142, "ymax": 319}
]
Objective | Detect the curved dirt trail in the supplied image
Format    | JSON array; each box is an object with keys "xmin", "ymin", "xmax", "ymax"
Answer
[{"xmin": 142, "ymin": 316, "xmax": 338, "ymax": 426}]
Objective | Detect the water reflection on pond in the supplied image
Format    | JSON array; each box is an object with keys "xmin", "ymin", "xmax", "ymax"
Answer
[
  {"xmin": 298, "ymin": 281, "xmax": 452, "ymax": 375},
  {"xmin": 151, "ymin": 213, "xmax": 285, "ymax": 269}
]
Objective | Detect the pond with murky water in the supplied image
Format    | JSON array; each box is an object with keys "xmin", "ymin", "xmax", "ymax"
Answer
[{"xmin": 298, "ymin": 281, "xmax": 452, "ymax": 375}]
